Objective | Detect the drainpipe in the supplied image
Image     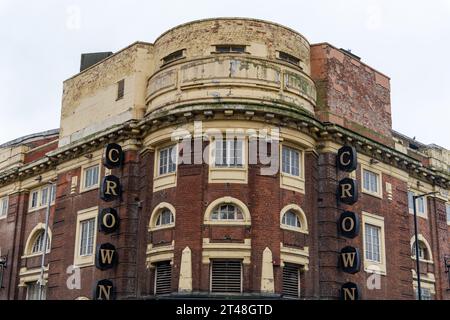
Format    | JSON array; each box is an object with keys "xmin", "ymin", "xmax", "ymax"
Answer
[{"xmin": 38, "ymin": 181, "xmax": 53, "ymax": 300}]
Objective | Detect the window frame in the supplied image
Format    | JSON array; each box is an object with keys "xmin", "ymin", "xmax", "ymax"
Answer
[
  {"xmin": 153, "ymin": 143, "xmax": 178, "ymax": 192},
  {"xmin": 149, "ymin": 202, "xmax": 176, "ymax": 232},
  {"xmin": 22, "ymin": 223, "xmax": 52, "ymax": 258},
  {"xmin": 361, "ymin": 166, "xmax": 383, "ymax": 199},
  {"xmin": 80, "ymin": 162, "xmax": 101, "ymax": 193},
  {"xmin": 214, "ymin": 44, "xmax": 247, "ymax": 54},
  {"xmin": 407, "ymin": 190, "xmax": 428, "ymax": 218},
  {"xmin": 280, "ymin": 204, "xmax": 308, "ymax": 234},
  {"xmin": 158, "ymin": 145, "xmax": 178, "ymax": 176},
  {"xmin": 362, "ymin": 212, "xmax": 386, "ymax": 275},
  {"xmin": 0, "ymin": 195, "xmax": 8, "ymax": 219},
  {"xmin": 279, "ymin": 142, "xmax": 305, "ymax": 193},
  {"xmin": 116, "ymin": 79, "xmax": 125, "ymax": 101},
  {"xmin": 277, "ymin": 51, "xmax": 301, "ymax": 67},
  {"xmin": 203, "ymin": 197, "xmax": 251, "ymax": 226},
  {"xmin": 410, "ymin": 234, "xmax": 433, "ymax": 264},
  {"xmin": 212, "ymin": 138, "xmax": 245, "ymax": 168},
  {"xmin": 161, "ymin": 49, "xmax": 185, "ymax": 66},
  {"xmin": 446, "ymin": 203, "xmax": 450, "ymax": 226},
  {"xmin": 210, "ymin": 259, "xmax": 243, "ymax": 294},
  {"xmin": 74, "ymin": 207, "xmax": 98, "ymax": 267}
]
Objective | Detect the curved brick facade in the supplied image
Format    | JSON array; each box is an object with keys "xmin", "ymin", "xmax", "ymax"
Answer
[{"xmin": 0, "ymin": 18, "xmax": 449, "ymax": 300}]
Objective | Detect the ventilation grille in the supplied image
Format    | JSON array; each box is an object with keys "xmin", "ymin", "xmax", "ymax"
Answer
[
  {"xmin": 211, "ymin": 260, "xmax": 242, "ymax": 293},
  {"xmin": 282, "ymin": 264, "xmax": 300, "ymax": 298},
  {"xmin": 155, "ymin": 262, "xmax": 172, "ymax": 295}
]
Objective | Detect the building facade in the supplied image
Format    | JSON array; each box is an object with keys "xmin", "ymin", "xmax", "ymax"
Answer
[{"xmin": 0, "ymin": 18, "xmax": 449, "ymax": 300}]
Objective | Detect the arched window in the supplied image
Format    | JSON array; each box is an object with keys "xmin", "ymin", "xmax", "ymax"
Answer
[
  {"xmin": 412, "ymin": 241, "xmax": 429, "ymax": 261},
  {"xmin": 24, "ymin": 223, "xmax": 52, "ymax": 256},
  {"xmin": 31, "ymin": 230, "xmax": 50, "ymax": 254},
  {"xmin": 282, "ymin": 210, "xmax": 301, "ymax": 228},
  {"xmin": 410, "ymin": 235, "xmax": 433, "ymax": 262},
  {"xmin": 149, "ymin": 202, "xmax": 176, "ymax": 231},
  {"xmin": 204, "ymin": 197, "xmax": 251, "ymax": 226},
  {"xmin": 156, "ymin": 209, "xmax": 174, "ymax": 226},
  {"xmin": 211, "ymin": 204, "xmax": 243, "ymax": 221},
  {"xmin": 280, "ymin": 204, "xmax": 308, "ymax": 234}
]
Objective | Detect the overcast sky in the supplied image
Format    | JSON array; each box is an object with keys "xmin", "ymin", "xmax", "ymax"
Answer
[{"xmin": 0, "ymin": 0, "xmax": 449, "ymax": 148}]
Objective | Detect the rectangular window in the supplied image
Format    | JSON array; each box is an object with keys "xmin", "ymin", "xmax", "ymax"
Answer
[
  {"xmin": 84, "ymin": 165, "xmax": 99, "ymax": 189},
  {"xmin": 417, "ymin": 197, "xmax": 425, "ymax": 215},
  {"xmin": 282, "ymin": 146, "xmax": 300, "ymax": 176},
  {"xmin": 364, "ymin": 224, "xmax": 381, "ymax": 262},
  {"xmin": 408, "ymin": 191, "xmax": 415, "ymax": 212},
  {"xmin": 30, "ymin": 190, "xmax": 39, "ymax": 209},
  {"xmin": 0, "ymin": 196, "xmax": 8, "ymax": 218},
  {"xmin": 79, "ymin": 218, "xmax": 95, "ymax": 256},
  {"xmin": 50, "ymin": 184, "xmax": 56, "ymax": 203},
  {"xmin": 159, "ymin": 145, "xmax": 177, "ymax": 175},
  {"xmin": 214, "ymin": 139, "xmax": 243, "ymax": 167},
  {"xmin": 215, "ymin": 45, "xmax": 246, "ymax": 53},
  {"xmin": 362, "ymin": 212, "xmax": 386, "ymax": 274},
  {"xmin": 282, "ymin": 263, "xmax": 300, "ymax": 298},
  {"xmin": 415, "ymin": 288, "xmax": 432, "ymax": 300},
  {"xmin": 363, "ymin": 169, "xmax": 379, "ymax": 194},
  {"xmin": 162, "ymin": 49, "xmax": 184, "ymax": 65},
  {"xmin": 117, "ymin": 79, "xmax": 125, "ymax": 100},
  {"xmin": 40, "ymin": 187, "xmax": 48, "ymax": 207},
  {"xmin": 26, "ymin": 282, "xmax": 46, "ymax": 300},
  {"xmin": 278, "ymin": 51, "xmax": 300, "ymax": 66},
  {"xmin": 210, "ymin": 260, "xmax": 242, "ymax": 293},
  {"xmin": 154, "ymin": 261, "xmax": 172, "ymax": 295}
]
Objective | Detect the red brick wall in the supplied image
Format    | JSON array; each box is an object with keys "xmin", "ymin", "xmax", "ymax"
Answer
[{"xmin": 311, "ymin": 43, "xmax": 392, "ymax": 145}]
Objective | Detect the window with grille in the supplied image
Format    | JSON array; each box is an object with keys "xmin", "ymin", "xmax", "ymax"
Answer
[
  {"xmin": 159, "ymin": 146, "xmax": 177, "ymax": 175},
  {"xmin": 79, "ymin": 218, "xmax": 95, "ymax": 256},
  {"xmin": 210, "ymin": 260, "xmax": 242, "ymax": 293},
  {"xmin": 214, "ymin": 139, "xmax": 243, "ymax": 167},
  {"xmin": 155, "ymin": 261, "xmax": 172, "ymax": 295},
  {"xmin": 31, "ymin": 231, "xmax": 50, "ymax": 254},
  {"xmin": 0, "ymin": 196, "xmax": 8, "ymax": 218},
  {"xmin": 363, "ymin": 169, "xmax": 379, "ymax": 194},
  {"xmin": 156, "ymin": 209, "xmax": 174, "ymax": 226},
  {"xmin": 282, "ymin": 210, "xmax": 301, "ymax": 228},
  {"xmin": 211, "ymin": 204, "xmax": 243, "ymax": 221},
  {"xmin": 215, "ymin": 45, "xmax": 246, "ymax": 53},
  {"xmin": 84, "ymin": 165, "xmax": 99, "ymax": 189},
  {"xmin": 282, "ymin": 146, "xmax": 300, "ymax": 176},
  {"xmin": 282, "ymin": 264, "xmax": 300, "ymax": 298}
]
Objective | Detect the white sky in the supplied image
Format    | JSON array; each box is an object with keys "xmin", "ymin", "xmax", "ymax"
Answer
[{"xmin": 0, "ymin": 0, "xmax": 449, "ymax": 148}]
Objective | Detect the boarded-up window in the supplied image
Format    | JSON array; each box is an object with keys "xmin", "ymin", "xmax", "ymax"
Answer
[
  {"xmin": 155, "ymin": 261, "xmax": 172, "ymax": 295},
  {"xmin": 117, "ymin": 79, "xmax": 125, "ymax": 100},
  {"xmin": 282, "ymin": 263, "xmax": 300, "ymax": 298},
  {"xmin": 210, "ymin": 260, "xmax": 242, "ymax": 293}
]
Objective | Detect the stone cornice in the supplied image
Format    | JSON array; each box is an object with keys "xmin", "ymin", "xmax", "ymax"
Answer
[{"xmin": 0, "ymin": 103, "xmax": 448, "ymax": 189}]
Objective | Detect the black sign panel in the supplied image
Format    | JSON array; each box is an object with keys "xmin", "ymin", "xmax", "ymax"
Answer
[
  {"xmin": 103, "ymin": 143, "xmax": 124, "ymax": 169},
  {"xmin": 341, "ymin": 282, "xmax": 359, "ymax": 300},
  {"xmin": 98, "ymin": 208, "xmax": 120, "ymax": 234},
  {"xmin": 95, "ymin": 243, "xmax": 118, "ymax": 270},
  {"xmin": 340, "ymin": 246, "xmax": 361, "ymax": 274},
  {"xmin": 337, "ymin": 178, "xmax": 358, "ymax": 205},
  {"xmin": 338, "ymin": 211, "xmax": 360, "ymax": 239},
  {"xmin": 337, "ymin": 146, "xmax": 357, "ymax": 172},
  {"xmin": 100, "ymin": 175, "xmax": 122, "ymax": 202},
  {"xmin": 94, "ymin": 279, "xmax": 115, "ymax": 300}
]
